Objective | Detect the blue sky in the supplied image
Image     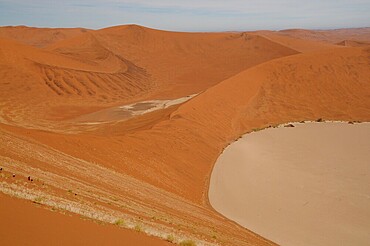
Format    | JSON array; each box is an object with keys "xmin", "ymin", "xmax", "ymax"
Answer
[{"xmin": 0, "ymin": 0, "xmax": 369, "ymax": 31}]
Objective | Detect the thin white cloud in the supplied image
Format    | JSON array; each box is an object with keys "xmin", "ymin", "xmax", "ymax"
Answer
[
  {"xmin": 0, "ymin": 0, "xmax": 369, "ymax": 30},
  {"xmin": 4, "ymin": 0, "xmax": 370, "ymax": 13}
]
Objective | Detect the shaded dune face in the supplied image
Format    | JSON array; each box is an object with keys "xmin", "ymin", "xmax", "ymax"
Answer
[{"xmin": 0, "ymin": 26, "xmax": 370, "ymax": 245}]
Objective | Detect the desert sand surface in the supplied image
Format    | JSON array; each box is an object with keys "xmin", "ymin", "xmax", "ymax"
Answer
[
  {"xmin": 209, "ymin": 122, "xmax": 370, "ymax": 246},
  {"xmin": 0, "ymin": 25, "xmax": 370, "ymax": 245},
  {"xmin": 0, "ymin": 193, "xmax": 171, "ymax": 246}
]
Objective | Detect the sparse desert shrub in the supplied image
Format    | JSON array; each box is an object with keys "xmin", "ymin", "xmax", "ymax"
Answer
[
  {"xmin": 166, "ymin": 234, "xmax": 175, "ymax": 243},
  {"xmin": 179, "ymin": 239, "xmax": 196, "ymax": 246},
  {"xmin": 114, "ymin": 219, "xmax": 125, "ymax": 227},
  {"xmin": 134, "ymin": 224, "xmax": 143, "ymax": 232},
  {"xmin": 33, "ymin": 196, "xmax": 44, "ymax": 204}
]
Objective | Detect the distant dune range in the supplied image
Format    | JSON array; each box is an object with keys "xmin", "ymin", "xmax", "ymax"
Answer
[
  {"xmin": 0, "ymin": 25, "xmax": 89, "ymax": 47},
  {"xmin": 0, "ymin": 25, "xmax": 369, "ymax": 245},
  {"xmin": 267, "ymin": 27, "xmax": 370, "ymax": 44}
]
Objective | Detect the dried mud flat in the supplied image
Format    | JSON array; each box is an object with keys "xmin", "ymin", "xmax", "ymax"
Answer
[
  {"xmin": 210, "ymin": 122, "xmax": 370, "ymax": 246},
  {"xmin": 73, "ymin": 94, "xmax": 196, "ymax": 125}
]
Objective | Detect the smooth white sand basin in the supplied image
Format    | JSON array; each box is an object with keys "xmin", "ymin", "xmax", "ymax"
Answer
[{"xmin": 209, "ymin": 122, "xmax": 370, "ymax": 246}]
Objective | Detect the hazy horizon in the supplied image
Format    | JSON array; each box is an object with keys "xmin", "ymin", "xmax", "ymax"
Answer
[{"xmin": 1, "ymin": 0, "xmax": 370, "ymax": 32}]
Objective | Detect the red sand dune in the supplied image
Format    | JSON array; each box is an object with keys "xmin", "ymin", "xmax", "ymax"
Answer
[{"xmin": 1, "ymin": 25, "xmax": 369, "ymax": 245}]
